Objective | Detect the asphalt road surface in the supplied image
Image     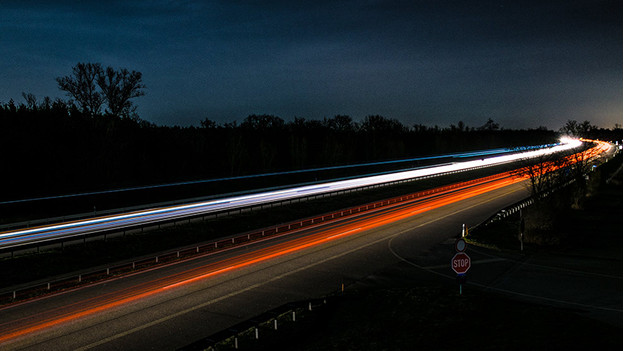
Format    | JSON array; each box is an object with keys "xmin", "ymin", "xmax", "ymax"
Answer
[{"xmin": 1, "ymin": 180, "xmax": 531, "ymax": 350}]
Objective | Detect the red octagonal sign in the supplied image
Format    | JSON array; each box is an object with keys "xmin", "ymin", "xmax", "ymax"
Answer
[{"xmin": 451, "ymin": 252, "xmax": 471, "ymax": 274}]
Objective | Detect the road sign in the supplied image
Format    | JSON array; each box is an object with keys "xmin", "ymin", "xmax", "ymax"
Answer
[
  {"xmin": 455, "ymin": 238, "xmax": 466, "ymax": 252},
  {"xmin": 451, "ymin": 252, "xmax": 471, "ymax": 274}
]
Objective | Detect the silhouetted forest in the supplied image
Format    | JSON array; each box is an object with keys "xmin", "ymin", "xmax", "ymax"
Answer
[{"xmin": 2, "ymin": 98, "xmax": 621, "ymax": 202}]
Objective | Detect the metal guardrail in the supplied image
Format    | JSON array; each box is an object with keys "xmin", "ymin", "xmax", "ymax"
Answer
[
  {"xmin": 2, "ymin": 165, "xmax": 490, "ymax": 232},
  {"xmin": 0, "ymin": 147, "xmax": 521, "ymax": 232},
  {"xmin": 179, "ymin": 295, "xmax": 343, "ymax": 351},
  {"xmin": 0, "ymin": 164, "xmax": 494, "ymax": 252},
  {"xmin": 0, "ymin": 182, "xmax": 322, "ymax": 232},
  {"xmin": 0, "ymin": 171, "xmax": 504, "ymax": 305}
]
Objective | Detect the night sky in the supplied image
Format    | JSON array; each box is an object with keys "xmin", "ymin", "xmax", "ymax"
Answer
[{"xmin": 1, "ymin": 0, "xmax": 621, "ymax": 130}]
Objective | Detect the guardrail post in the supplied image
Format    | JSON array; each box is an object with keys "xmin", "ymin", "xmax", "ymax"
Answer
[
  {"xmin": 255, "ymin": 327, "xmax": 259, "ymax": 339},
  {"xmin": 292, "ymin": 311, "xmax": 296, "ymax": 322},
  {"xmin": 274, "ymin": 319, "xmax": 278, "ymax": 330},
  {"xmin": 234, "ymin": 337, "xmax": 238, "ymax": 349}
]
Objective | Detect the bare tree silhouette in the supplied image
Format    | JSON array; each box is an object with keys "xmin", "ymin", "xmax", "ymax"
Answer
[{"xmin": 56, "ymin": 62, "xmax": 104, "ymax": 117}]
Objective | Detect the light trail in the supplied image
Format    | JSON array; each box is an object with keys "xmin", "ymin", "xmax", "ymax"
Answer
[
  {"xmin": 0, "ymin": 171, "xmax": 525, "ymax": 344},
  {"xmin": 0, "ymin": 140, "xmax": 611, "ymax": 346},
  {"xmin": 0, "ymin": 140, "xmax": 584, "ymax": 250}
]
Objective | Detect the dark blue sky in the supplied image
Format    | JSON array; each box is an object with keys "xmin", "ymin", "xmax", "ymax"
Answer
[{"xmin": 1, "ymin": 0, "xmax": 621, "ymax": 129}]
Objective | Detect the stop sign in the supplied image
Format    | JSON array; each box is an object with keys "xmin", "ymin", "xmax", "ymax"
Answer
[{"xmin": 451, "ymin": 252, "xmax": 471, "ymax": 274}]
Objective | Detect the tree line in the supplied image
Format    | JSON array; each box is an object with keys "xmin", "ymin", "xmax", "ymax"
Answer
[{"xmin": 1, "ymin": 63, "xmax": 621, "ymax": 201}]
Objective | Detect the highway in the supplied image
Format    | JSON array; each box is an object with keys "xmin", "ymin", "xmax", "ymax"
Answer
[
  {"xmin": 0, "ymin": 139, "xmax": 614, "ymax": 350},
  {"xmin": 0, "ymin": 170, "xmax": 532, "ymax": 350},
  {"xmin": 0, "ymin": 139, "xmax": 583, "ymax": 250}
]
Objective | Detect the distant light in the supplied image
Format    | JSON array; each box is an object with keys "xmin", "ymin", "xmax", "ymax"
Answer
[{"xmin": 559, "ymin": 136, "xmax": 582, "ymax": 148}]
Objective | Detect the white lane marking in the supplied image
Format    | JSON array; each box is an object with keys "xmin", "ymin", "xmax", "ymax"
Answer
[{"xmin": 326, "ymin": 228, "xmax": 362, "ymax": 239}]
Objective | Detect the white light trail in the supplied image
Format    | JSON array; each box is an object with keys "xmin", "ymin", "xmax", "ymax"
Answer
[{"xmin": 0, "ymin": 140, "xmax": 584, "ymax": 249}]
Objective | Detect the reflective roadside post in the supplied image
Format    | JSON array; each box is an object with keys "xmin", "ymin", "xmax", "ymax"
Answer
[{"xmin": 519, "ymin": 209, "xmax": 525, "ymax": 252}]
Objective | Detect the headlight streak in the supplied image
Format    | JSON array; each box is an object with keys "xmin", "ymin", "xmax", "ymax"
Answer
[{"xmin": 0, "ymin": 140, "xmax": 586, "ymax": 249}]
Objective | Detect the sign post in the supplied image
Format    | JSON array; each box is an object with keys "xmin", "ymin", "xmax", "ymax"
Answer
[{"xmin": 452, "ymin": 238, "xmax": 470, "ymax": 295}]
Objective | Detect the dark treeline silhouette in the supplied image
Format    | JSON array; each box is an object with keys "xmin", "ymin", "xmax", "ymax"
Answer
[{"xmin": 6, "ymin": 95, "xmax": 609, "ymax": 201}]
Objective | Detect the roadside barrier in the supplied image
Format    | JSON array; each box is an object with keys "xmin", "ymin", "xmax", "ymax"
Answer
[
  {"xmin": 179, "ymin": 287, "xmax": 348, "ymax": 350},
  {"xmin": 0, "ymin": 164, "xmax": 493, "ymax": 236},
  {"xmin": 0, "ymin": 171, "xmax": 509, "ymax": 305}
]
